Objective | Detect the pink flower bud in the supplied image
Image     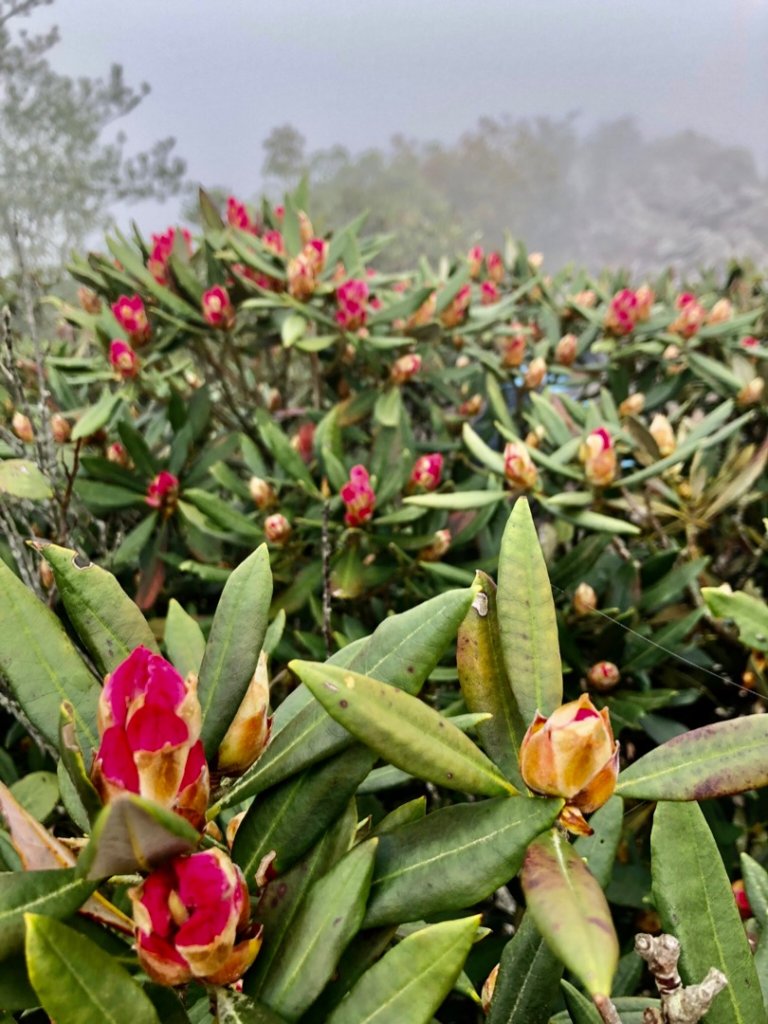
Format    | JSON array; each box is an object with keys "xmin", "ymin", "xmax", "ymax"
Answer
[
  {"xmin": 733, "ymin": 880, "xmax": 753, "ymax": 921},
  {"xmin": 107, "ymin": 441, "xmax": 130, "ymax": 466},
  {"xmin": 499, "ymin": 327, "xmax": 528, "ymax": 368},
  {"xmin": 649, "ymin": 414, "xmax": 676, "ymax": 456},
  {"xmin": 458, "ymin": 393, "xmax": 483, "ymax": 417},
  {"xmin": 202, "ymin": 286, "xmax": 235, "ymax": 330},
  {"xmin": 410, "ymin": 452, "xmax": 444, "ymax": 491},
  {"xmin": 587, "ymin": 661, "xmax": 621, "ymax": 693},
  {"xmin": 604, "ymin": 289, "xmax": 639, "ymax": 336},
  {"xmin": 740, "ymin": 336, "xmax": 760, "ymax": 350},
  {"xmin": 77, "ymin": 287, "xmax": 101, "ymax": 314},
  {"xmin": 287, "ymin": 253, "xmax": 317, "ymax": 301},
  {"xmin": 668, "ymin": 293, "xmax": 705, "ymax": 338},
  {"xmin": 129, "ymin": 848, "xmax": 261, "ymax": 986},
  {"xmin": 248, "ymin": 476, "xmax": 275, "ymax": 510},
  {"xmin": 520, "ymin": 694, "xmax": 619, "ymax": 835},
  {"xmin": 50, "ymin": 413, "xmax": 71, "ymax": 444},
  {"xmin": 418, "ymin": 528, "xmax": 451, "ymax": 562},
  {"xmin": 503, "ymin": 442, "xmax": 538, "ymax": 491},
  {"xmin": 340, "ymin": 465, "xmax": 376, "ymax": 527},
  {"xmin": 264, "ymin": 513, "xmax": 292, "ymax": 545},
  {"xmin": 336, "ymin": 278, "xmax": 370, "ymax": 332},
  {"xmin": 618, "ymin": 392, "xmax": 645, "ymax": 417},
  {"xmin": 554, "ymin": 333, "xmax": 578, "ymax": 366},
  {"xmin": 227, "ymin": 196, "xmax": 258, "ymax": 234},
  {"xmin": 480, "ymin": 281, "xmax": 500, "ymax": 305},
  {"xmin": 486, "ymin": 251, "xmax": 504, "ymax": 284},
  {"xmin": 109, "ymin": 339, "xmax": 140, "ymax": 380},
  {"xmin": 573, "ymin": 582, "xmax": 597, "ymax": 616},
  {"xmin": 291, "ymin": 422, "xmax": 315, "ymax": 464},
  {"xmin": 11, "ymin": 411, "xmax": 34, "ymax": 443},
  {"xmin": 391, "ymin": 353, "xmax": 422, "ymax": 385},
  {"xmin": 467, "ymin": 245, "xmax": 484, "ymax": 278},
  {"xmin": 580, "ymin": 428, "xmax": 617, "ymax": 487},
  {"xmin": 111, "ymin": 294, "xmax": 151, "ymax": 345},
  {"xmin": 524, "ymin": 356, "xmax": 547, "ymax": 390},
  {"xmin": 91, "ymin": 647, "xmax": 209, "ymax": 829},
  {"xmin": 147, "ymin": 227, "xmax": 193, "ymax": 286},
  {"xmin": 146, "ymin": 471, "xmax": 179, "ymax": 513},
  {"xmin": 216, "ymin": 653, "xmax": 271, "ymax": 775},
  {"xmin": 440, "ymin": 284, "xmax": 471, "ymax": 328}
]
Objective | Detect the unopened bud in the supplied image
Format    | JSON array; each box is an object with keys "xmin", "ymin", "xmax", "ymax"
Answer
[
  {"xmin": 39, "ymin": 560, "xmax": 55, "ymax": 590},
  {"xmin": 649, "ymin": 414, "xmax": 676, "ymax": 456},
  {"xmin": 587, "ymin": 661, "xmax": 621, "ymax": 692},
  {"xmin": 554, "ymin": 333, "xmax": 578, "ymax": 366},
  {"xmin": 573, "ymin": 582, "xmax": 597, "ymax": 616},
  {"xmin": 264, "ymin": 513, "xmax": 291, "ymax": 545},
  {"xmin": 248, "ymin": 477, "xmax": 275, "ymax": 510},
  {"xmin": 481, "ymin": 964, "xmax": 499, "ymax": 1014},
  {"xmin": 524, "ymin": 357, "xmax": 547, "ymax": 390},
  {"xmin": 217, "ymin": 652, "xmax": 271, "ymax": 775},
  {"xmin": 618, "ymin": 393, "xmax": 645, "ymax": 417},
  {"xmin": 50, "ymin": 413, "xmax": 71, "ymax": 444},
  {"xmin": 11, "ymin": 411, "xmax": 34, "ymax": 443},
  {"xmin": 737, "ymin": 377, "xmax": 764, "ymax": 407},
  {"xmin": 77, "ymin": 287, "xmax": 101, "ymax": 314},
  {"xmin": 419, "ymin": 529, "xmax": 451, "ymax": 562}
]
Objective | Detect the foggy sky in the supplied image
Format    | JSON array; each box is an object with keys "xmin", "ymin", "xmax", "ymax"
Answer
[{"xmin": 23, "ymin": 0, "xmax": 768, "ymax": 229}]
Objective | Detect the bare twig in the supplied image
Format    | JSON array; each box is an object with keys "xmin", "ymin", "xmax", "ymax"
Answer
[
  {"xmin": 635, "ymin": 933, "xmax": 728, "ymax": 1024},
  {"xmin": 593, "ymin": 994, "xmax": 624, "ymax": 1024}
]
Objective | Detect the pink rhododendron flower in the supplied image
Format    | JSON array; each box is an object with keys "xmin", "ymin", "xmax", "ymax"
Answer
[
  {"xmin": 604, "ymin": 289, "xmax": 639, "ymax": 336},
  {"xmin": 91, "ymin": 647, "xmax": 209, "ymax": 829},
  {"xmin": 226, "ymin": 196, "xmax": 258, "ymax": 234},
  {"xmin": 111, "ymin": 294, "xmax": 150, "ymax": 345},
  {"xmin": 202, "ymin": 286, "xmax": 235, "ymax": 330},
  {"xmin": 146, "ymin": 471, "xmax": 180, "ymax": 513},
  {"xmin": 486, "ymin": 251, "xmax": 504, "ymax": 283},
  {"xmin": 340, "ymin": 465, "xmax": 376, "ymax": 526},
  {"xmin": 147, "ymin": 227, "xmax": 193, "ymax": 286},
  {"xmin": 467, "ymin": 245, "xmax": 484, "ymax": 278},
  {"xmin": 668, "ymin": 292, "xmax": 705, "ymax": 338},
  {"xmin": 480, "ymin": 280, "xmax": 500, "ymax": 305},
  {"xmin": 410, "ymin": 452, "xmax": 443, "ymax": 491},
  {"xmin": 336, "ymin": 278, "xmax": 370, "ymax": 332},
  {"xmin": 129, "ymin": 848, "xmax": 261, "ymax": 986},
  {"xmin": 580, "ymin": 427, "xmax": 617, "ymax": 487},
  {"xmin": 109, "ymin": 339, "xmax": 140, "ymax": 380}
]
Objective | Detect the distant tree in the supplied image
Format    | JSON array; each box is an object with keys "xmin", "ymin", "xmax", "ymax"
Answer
[
  {"xmin": 0, "ymin": 0, "xmax": 186, "ymax": 275},
  {"xmin": 261, "ymin": 124, "xmax": 307, "ymax": 192}
]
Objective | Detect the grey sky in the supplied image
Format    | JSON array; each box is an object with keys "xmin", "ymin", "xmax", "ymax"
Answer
[{"xmin": 26, "ymin": 0, "xmax": 768, "ymax": 227}]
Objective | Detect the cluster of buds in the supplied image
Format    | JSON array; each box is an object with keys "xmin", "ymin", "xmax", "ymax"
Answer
[
  {"xmin": 146, "ymin": 471, "xmax": 179, "ymax": 515},
  {"xmin": 554, "ymin": 333, "xmax": 578, "ymax": 366},
  {"xmin": 668, "ymin": 293, "xmax": 706, "ymax": 338},
  {"xmin": 409, "ymin": 452, "xmax": 443, "ymax": 491},
  {"xmin": 580, "ymin": 427, "xmax": 617, "ymax": 487},
  {"xmin": 520, "ymin": 694, "xmax": 620, "ymax": 835},
  {"xmin": 390, "ymin": 352, "xmax": 422, "ymax": 385},
  {"xmin": 649, "ymin": 414, "xmax": 676, "ymax": 456},
  {"xmin": 226, "ymin": 195, "xmax": 259, "ymax": 234},
  {"xmin": 503, "ymin": 441, "xmax": 538, "ymax": 491},
  {"xmin": 147, "ymin": 227, "xmax": 193, "ymax": 287},
  {"xmin": 91, "ymin": 647, "xmax": 209, "ymax": 829},
  {"xmin": 129, "ymin": 848, "xmax": 261, "ymax": 986},
  {"xmin": 287, "ymin": 238, "xmax": 328, "ymax": 301},
  {"xmin": 336, "ymin": 278, "xmax": 370, "ymax": 332},
  {"xmin": 112, "ymin": 294, "xmax": 151, "ymax": 345},
  {"xmin": 340, "ymin": 465, "xmax": 376, "ymax": 526},
  {"xmin": 441, "ymin": 284, "xmax": 471, "ymax": 329},
  {"xmin": 524, "ymin": 356, "xmax": 547, "ymax": 390},
  {"xmin": 202, "ymin": 286, "xmax": 235, "ymax": 330},
  {"xmin": 418, "ymin": 528, "xmax": 451, "ymax": 562},
  {"xmin": 587, "ymin": 661, "xmax": 621, "ymax": 693},
  {"xmin": 264, "ymin": 512, "xmax": 292, "ymax": 546},
  {"xmin": 109, "ymin": 339, "xmax": 140, "ymax": 380},
  {"xmin": 604, "ymin": 285, "xmax": 654, "ymax": 335}
]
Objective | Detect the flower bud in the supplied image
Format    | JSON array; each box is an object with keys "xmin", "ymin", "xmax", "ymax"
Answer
[
  {"xmin": 297, "ymin": 210, "xmax": 314, "ymax": 245},
  {"xmin": 391, "ymin": 353, "xmax": 422, "ymax": 385},
  {"xmin": 78, "ymin": 287, "xmax": 102, "ymax": 314},
  {"xmin": 440, "ymin": 284, "xmax": 471, "ymax": 328},
  {"xmin": 528, "ymin": 252, "xmax": 544, "ymax": 270},
  {"xmin": 11, "ymin": 411, "xmax": 34, "ymax": 443},
  {"xmin": 604, "ymin": 289, "xmax": 638, "ymax": 336},
  {"xmin": 340, "ymin": 465, "xmax": 376, "ymax": 527},
  {"xmin": 524, "ymin": 357, "xmax": 547, "ymax": 390},
  {"xmin": 618, "ymin": 392, "xmax": 645, "ymax": 417},
  {"xmin": 503, "ymin": 442, "xmax": 538, "ymax": 491},
  {"xmin": 39, "ymin": 560, "xmax": 55, "ymax": 590},
  {"xmin": 202, "ymin": 286, "xmax": 235, "ymax": 330},
  {"xmin": 227, "ymin": 196, "xmax": 258, "ymax": 233},
  {"xmin": 573, "ymin": 582, "xmax": 597, "ymax": 616},
  {"xmin": 708, "ymin": 298, "xmax": 732, "ymax": 324},
  {"xmin": 499, "ymin": 327, "xmax": 527, "ymax": 368},
  {"xmin": 262, "ymin": 229, "xmax": 285, "ymax": 256},
  {"xmin": 264, "ymin": 513, "xmax": 292, "ymax": 545},
  {"xmin": 50, "ymin": 413, "xmax": 71, "ymax": 444},
  {"xmin": 569, "ymin": 289, "xmax": 597, "ymax": 310},
  {"xmin": 291, "ymin": 422, "xmax": 315, "ymax": 463},
  {"xmin": 458, "ymin": 393, "xmax": 483, "ymax": 418},
  {"xmin": 668, "ymin": 293, "xmax": 705, "ymax": 338},
  {"xmin": 733, "ymin": 879, "xmax": 753, "ymax": 921},
  {"xmin": 336, "ymin": 279, "xmax": 370, "ymax": 332},
  {"xmin": 216, "ymin": 652, "xmax": 271, "ymax": 775},
  {"xmin": 467, "ymin": 245, "xmax": 484, "ymax": 278},
  {"xmin": 580, "ymin": 427, "xmax": 617, "ymax": 487},
  {"xmin": 410, "ymin": 452, "xmax": 443, "ymax": 491},
  {"xmin": 649, "ymin": 414, "xmax": 676, "ymax": 456},
  {"xmin": 634, "ymin": 284, "xmax": 655, "ymax": 321},
  {"xmin": 110, "ymin": 339, "xmax": 140, "ymax": 380},
  {"xmin": 524, "ymin": 426, "xmax": 545, "ymax": 449},
  {"xmin": 737, "ymin": 377, "xmax": 764, "ymax": 407},
  {"xmin": 587, "ymin": 661, "xmax": 621, "ymax": 693},
  {"xmin": 663, "ymin": 343, "xmax": 684, "ymax": 375},
  {"xmin": 129, "ymin": 848, "xmax": 261, "ymax": 986},
  {"xmin": 481, "ymin": 964, "xmax": 499, "ymax": 1014},
  {"xmin": 520, "ymin": 694, "xmax": 619, "ymax": 835},
  {"xmin": 455, "ymin": 354, "xmax": 470, "ymax": 369},
  {"xmin": 405, "ymin": 291, "xmax": 436, "ymax": 331},
  {"xmin": 419, "ymin": 528, "xmax": 451, "ymax": 562},
  {"xmin": 554, "ymin": 333, "xmax": 578, "ymax": 366},
  {"xmin": 248, "ymin": 476, "xmax": 275, "ymax": 510},
  {"xmin": 107, "ymin": 441, "xmax": 130, "ymax": 466},
  {"xmin": 486, "ymin": 251, "xmax": 504, "ymax": 283},
  {"xmin": 112, "ymin": 294, "xmax": 151, "ymax": 345},
  {"xmin": 287, "ymin": 253, "xmax": 317, "ymax": 301},
  {"xmin": 146, "ymin": 471, "xmax": 179, "ymax": 515},
  {"xmin": 740, "ymin": 335, "xmax": 759, "ymax": 350},
  {"xmin": 480, "ymin": 281, "xmax": 500, "ymax": 305},
  {"xmin": 91, "ymin": 647, "xmax": 209, "ymax": 829}
]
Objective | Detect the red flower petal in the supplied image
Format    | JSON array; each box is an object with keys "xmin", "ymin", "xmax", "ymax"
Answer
[
  {"xmin": 179, "ymin": 740, "xmax": 206, "ymax": 791},
  {"xmin": 138, "ymin": 868, "xmax": 176, "ymax": 937},
  {"xmin": 96, "ymin": 726, "xmax": 140, "ymax": 791},
  {"xmin": 126, "ymin": 705, "xmax": 189, "ymax": 753}
]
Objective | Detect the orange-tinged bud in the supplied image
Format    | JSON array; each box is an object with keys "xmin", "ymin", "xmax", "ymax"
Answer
[
  {"xmin": 298, "ymin": 210, "xmax": 314, "ymax": 245},
  {"xmin": 217, "ymin": 652, "xmax": 271, "ymax": 775},
  {"xmin": 708, "ymin": 298, "xmax": 732, "ymax": 324},
  {"xmin": 737, "ymin": 377, "xmax": 764, "ymax": 407},
  {"xmin": 467, "ymin": 245, "xmax": 484, "ymax": 279},
  {"xmin": 264, "ymin": 513, "xmax": 291, "ymax": 545},
  {"xmin": 11, "ymin": 411, "xmax": 34, "ymax": 443},
  {"xmin": 649, "ymin": 414, "xmax": 676, "ymax": 456},
  {"xmin": 573, "ymin": 582, "xmax": 597, "ymax": 616},
  {"xmin": 503, "ymin": 441, "xmax": 538, "ymax": 491},
  {"xmin": 39, "ymin": 560, "xmax": 55, "ymax": 590},
  {"xmin": 524, "ymin": 356, "xmax": 547, "ymax": 390},
  {"xmin": 77, "ymin": 286, "xmax": 102, "ymax": 314},
  {"xmin": 587, "ymin": 661, "xmax": 621, "ymax": 693},
  {"xmin": 481, "ymin": 963, "xmax": 499, "ymax": 1014},
  {"xmin": 554, "ymin": 333, "xmax": 578, "ymax": 366},
  {"xmin": 618, "ymin": 393, "xmax": 645, "ymax": 417},
  {"xmin": 499, "ymin": 330, "xmax": 527, "ymax": 368},
  {"xmin": 634, "ymin": 284, "xmax": 654, "ymax": 321},
  {"xmin": 570, "ymin": 289, "xmax": 597, "ymax": 310},
  {"xmin": 580, "ymin": 427, "xmax": 617, "ymax": 487},
  {"xmin": 524, "ymin": 426, "xmax": 545, "ymax": 449},
  {"xmin": 458, "ymin": 393, "xmax": 483, "ymax": 418},
  {"xmin": 248, "ymin": 476, "xmax": 275, "ymax": 510},
  {"xmin": 520, "ymin": 694, "xmax": 619, "ymax": 833},
  {"xmin": 50, "ymin": 413, "xmax": 71, "ymax": 444},
  {"xmin": 390, "ymin": 353, "xmax": 422, "ymax": 385},
  {"xmin": 418, "ymin": 528, "xmax": 451, "ymax": 562}
]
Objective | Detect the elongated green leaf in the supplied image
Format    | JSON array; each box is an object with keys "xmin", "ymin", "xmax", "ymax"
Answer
[
  {"xmin": 10, "ymin": 771, "xmax": 58, "ymax": 823},
  {"xmin": 0, "ymin": 869, "xmax": 98, "ymax": 958},
  {"xmin": 111, "ymin": 512, "xmax": 158, "ymax": 571},
  {"xmin": 404, "ymin": 489, "xmax": 506, "ymax": 510},
  {"xmin": 486, "ymin": 913, "xmax": 562, "ymax": 1024},
  {"xmin": 741, "ymin": 853, "xmax": 768, "ymax": 1013},
  {"xmin": 261, "ymin": 839, "xmax": 377, "ymax": 1020},
  {"xmin": 497, "ymin": 499, "xmax": 562, "ymax": 727},
  {"xmin": 652, "ymin": 801, "xmax": 766, "ymax": 1024},
  {"xmin": 256, "ymin": 410, "xmax": 318, "ymax": 494},
  {"xmin": 291, "ymin": 661, "xmax": 516, "ymax": 798},
  {"xmin": 232, "ymin": 746, "xmax": 374, "ymax": 884},
  {"xmin": 542, "ymin": 504, "xmax": 641, "ymax": 536},
  {"xmin": 164, "ymin": 599, "xmax": 206, "ymax": 677},
  {"xmin": 59, "ymin": 701, "xmax": 102, "ymax": 825},
  {"xmin": 0, "ymin": 459, "xmax": 52, "ymax": 500},
  {"xmin": 0, "ymin": 557, "xmax": 99, "ymax": 756},
  {"xmin": 521, "ymin": 831, "xmax": 618, "ymax": 997},
  {"xmin": 33, "ymin": 541, "xmax": 158, "ymax": 675},
  {"xmin": 462, "ymin": 422, "xmax": 505, "ymax": 474},
  {"xmin": 215, "ymin": 588, "xmax": 474, "ymax": 812},
  {"xmin": 326, "ymin": 916, "xmax": 480, "ymax": 1024},
  {"xmin": 702, "ymin": 587, "xmax": 768, "ymax": 652},
  {"xmin": 184, "ymin": 488, "xmax": 262, "ymax": 541},
  {"xmin": 560, "ymin": 981, "xmax": 601, "ymax": 1023},
  {"xmin": 616, "ymin": 716, "xmax": 768, "ymax": 800},
  {"xmin": 0, "ymin": 955, "xmax": 37, "ymax": 1010},
  {"xmin": 215, "ymin": 989, "xmax": 288, "ymax": 1024},
  {"xmin": 26, "ymin": 914, "xmax": 160, "ymax": 1024},
  {"xmin": 77, "ymin": 794, "xmax": 200, "ymax": 879},
  {"xmin": 364, "ymin": 795, "xmax": 561, "ymax": 927},
  {"xmin": 198, "ymin": 544, "xmax": 272, "ymax": 756},
  {"xmin": 457, "ymin": 571, "xmax": 525, "ymax": 785},
  {"xmin": 71, "ymin": 390, "xmax": 123, "ymax": 441}
]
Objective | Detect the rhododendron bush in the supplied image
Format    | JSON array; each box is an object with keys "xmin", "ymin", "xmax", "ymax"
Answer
[{"xmin": 0, "ymin": 186, "xmax": 767, "ymax": 1023}]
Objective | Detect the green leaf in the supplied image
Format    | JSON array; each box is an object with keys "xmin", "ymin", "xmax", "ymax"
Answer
[
  {"xmin": 59, "ymin": 702, "xmax": 102, "ymax": 825},
  {"xmin": 651, "ymin": 801, "xmax": 766, "ymax": 1024},
  {"xmin": 638, "ymin": 556, "xmax": 709, "ymax": 611},
  {"xmin": 0, "ymin": 955, "xmax": 37, "ymax": 1010},
  {"xmin": 457, "ymin": 571, "xmax": 525, "ymax": 785},
  {"xmin": 0, "ymin": 557, "xmax": 100, "ymax": 757},
  {"xmin": 541, "ymin": 504, "xmax": 641, "ymax": 536},
  {"xmin": 231, "ymin": 746, "xmax": 374, "ymax": 883},
  {"xmin": 290, "ymin": 661, "xmax": 517, "ymax": 798},
  {"xmin": 741, "ymin": 853, "xmax": 768, "ymax": 1012},
  {"xmin": 25, "ymin": 913, "xmax": 161, "ymax": 1024},
  {"xmin": 164, "ymin": 599, "xmax": 206, "ymax": 677},
  {"xmin": 215, "ymin": 989, "xmax": 288, "ymax": 1024},
  {"xmin": 373, "ymin": 386, "xmax": 403, "ymax": 428},
  {"xmin": 521, "ymin": 830, "xmax": 618, "ymax": 997},
  {"xmin": 183, "ymin": 489, "xmax": 262, "ymax": 541},
  {"xmin": 255, "ymin": 410, "xmax": 318, "ymax": 495},
  {"xmin": 111, "ymin": 513, "xmax": 158, "ymax": 572},
  {"xmin": 325, "ymin": 916, "xmax": 480, "ymax": 1024},
  {"xmin": 76, "ymin": 794, "xmax": 200, "ymax": 879},
  {"xmin": 575, "ymin": 797, "xmax": 623, "ymax": 889},
  {"xmin": 0, "ymin": 459, "xmax": 52, "ymax": 500},
  {"xmin": 116, "ymin": 419, "xmax": 157, "ymax": 477},
  {"xmin": 485, "ymin": 913, "xmax": 562, "ymax": 1024},
  {"xmin": 0, "ymin": 869, "xmax": 98, "ymax": 959},
  {"xmin": 496, "ymin": 499, "xmax": 562, "ymax": 727},
  {"xmin": 10, "ymin": 771, "xmax": 58, "ymax": 823},
  {"xmin": 364, "ymin": 795, "xmax": 562, "ymax": 928},
  {"xmin": 616, "ymin": 716, "xmax": 768, "ymax": 800},
  {"xmin": 404, "ymin": 489, "xmax": 506, "ymax": 510},
  {"xmin": 198, "ymin": 545, "xmax": 272, "ymax": 757},
  {"xmin": 33, "ymin": 541, "xmax": 159, "ymax": 675},
  {"xmin": 71, "ymin": 390, "xmax": 123, "ymax": 441},
  {"xmin": 559, "ymin": 981, "xmax": 601, "ymax": 1024},
  {"xmin": 260, "ymin": 839, "xmax": 377, "ymax": 1020},
  {"xmin": 701, "ymin": 586, "xmax": 768, "ymax": 651},
  {"xmin": 462, "ymin": 422, "xmax": 505, "ymax": 474}
]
